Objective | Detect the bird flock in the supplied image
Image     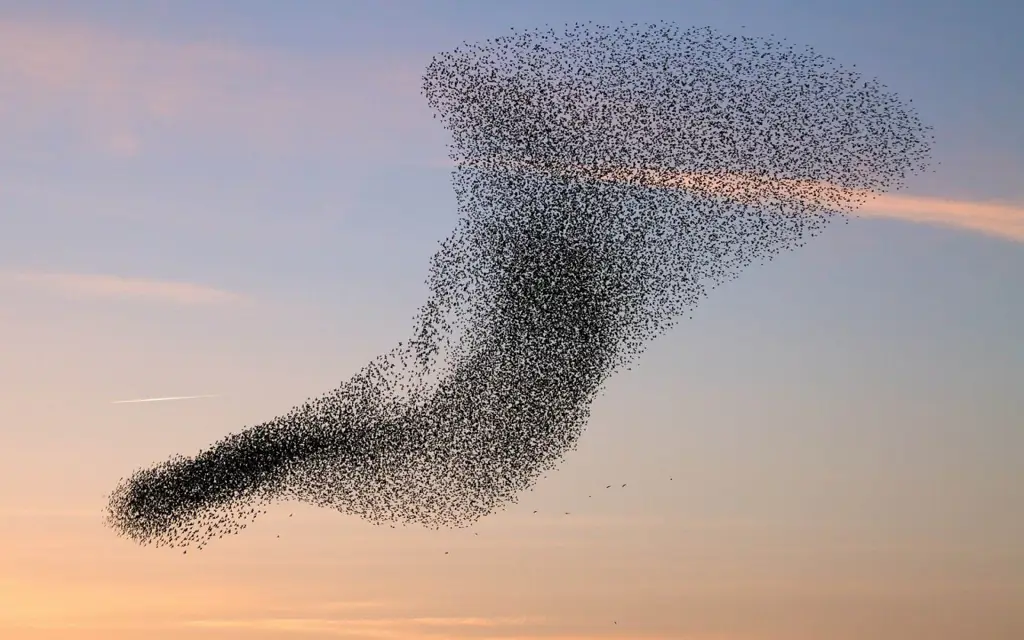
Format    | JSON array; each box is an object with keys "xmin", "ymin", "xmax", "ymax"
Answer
[{"xmin": 104, "ymin": 22, "xmax": 933, "ymax": 551}]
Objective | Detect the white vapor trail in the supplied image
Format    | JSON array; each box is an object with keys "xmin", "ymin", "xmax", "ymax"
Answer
[{"xmin": 112, "ymin": 394, "xmax": 220, "ymax": 404}]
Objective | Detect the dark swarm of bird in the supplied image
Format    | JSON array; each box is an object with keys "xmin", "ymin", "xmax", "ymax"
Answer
[{"xmin": 104, "ymin": 23, "xmax": 933, "ymax": 551}]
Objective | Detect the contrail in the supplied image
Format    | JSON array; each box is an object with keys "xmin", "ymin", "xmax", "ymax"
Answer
[{"xmin": 112, "ymin": 394, "xmax": 219, "ymax": 404}]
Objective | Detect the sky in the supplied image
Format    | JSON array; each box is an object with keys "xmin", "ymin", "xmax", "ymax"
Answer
[{"xmin": 0, "ymin": 1, "xmax": 1021, "ymax": 639}]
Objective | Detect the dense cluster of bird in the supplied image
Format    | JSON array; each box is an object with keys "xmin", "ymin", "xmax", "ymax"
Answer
[{"xmin": 105, "ymin": 22, "xmax": 933, "ymax": 550}]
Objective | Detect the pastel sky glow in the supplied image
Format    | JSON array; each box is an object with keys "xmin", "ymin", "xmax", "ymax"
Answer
[{"xmin": 1, "ymin": 1, "xmax": 1021, "ymax": 640}]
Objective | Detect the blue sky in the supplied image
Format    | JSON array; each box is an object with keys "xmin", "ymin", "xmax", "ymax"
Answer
[{"xmin": 0, "ymin": 1, "xmax": 1021, "ymax": 639}]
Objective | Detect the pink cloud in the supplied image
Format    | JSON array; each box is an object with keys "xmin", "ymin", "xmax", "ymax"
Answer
[
  {"xmin": 101, "ymin": 131, "xmax": 142, "ymax": 157},
  {"xmin": 0, "ymin": 18, "xmax": 429, "ymax": 156},
  {"xmin": 0, "ymin": 271, "xmax": 246, "ymax": 305},
  {"xmin": 608, "ymin": 168, "xmax": 1024, "ymax": 243},
  {"xmin": 485, "ymin": 160, "xmax": 1024, "ymax": 244},
  {"xmin": 856, "ymin": 193, "xmax": 1024, "ymax": 242}
]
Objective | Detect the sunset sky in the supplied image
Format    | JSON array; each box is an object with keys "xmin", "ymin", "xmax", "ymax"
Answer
[{"xmin": 1, "ymin": 1, "xmax": 1021, "ymax": 639}]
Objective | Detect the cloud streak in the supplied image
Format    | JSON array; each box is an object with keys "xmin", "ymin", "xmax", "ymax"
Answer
[
  {"xmin": 655, "ymin": 169, "xmax": 1024, "ymax": 241},
  {"xmin": 0, "ymin": 271, "xmax": 246, "ymax": 305},
  {"xmin": 498, "ymin": 161, "xmax": 1024, "ymax": 244},
  {"xmin": 111, "ymin": 394, "xmax": 220, "ymax": 404},
  {"xmin": 856, "ymin": 193, "xmax": 1024, "ymax": 242},
  {"xmin": 584, "ymin": 167, "xmax": 1024, "ymax": 243},
  {"xmin": 183, "ymin": 615, "xmax": 544, "ymax": 639}
]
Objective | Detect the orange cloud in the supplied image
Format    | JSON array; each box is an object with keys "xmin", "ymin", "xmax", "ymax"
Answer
[
  {"xmin": 0, "ymin": 581, "xmax": 258, "ymax": 627},
  {"xmin": 0, "ymin": 571, "xmax": 393, "ymax": 631},
  {"xmin": 593, "ymin": 167, "xmax": 1024, "ymax": 242},
  {"xmin": 474, "ymin": 159, "xmax": 1023, "ymax": 244},
  {"xmin": 0, "ymin": 271, "xmax": 246, "ymax": 305},
  {"xmin": 855, "ymin": 193, "xmax": 1024, "ymax": 242},
  {"xmin": 183, "ymin": 615, "xmax": 544, "ymax": 638}
]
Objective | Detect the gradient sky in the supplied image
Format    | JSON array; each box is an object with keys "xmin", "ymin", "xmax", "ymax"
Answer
[{"xmin": 1, "ymin": 1, "xmax": 1021, "ymax": 639}]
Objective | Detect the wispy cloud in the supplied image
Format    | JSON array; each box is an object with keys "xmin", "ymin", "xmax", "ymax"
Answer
[
  {"xmin": 855, "ymin": 193, "xmax": 1024, "ymax": 242},
  {"xmin": 0, "ymin": 586, "xmax": 393, "ymax": 630},
  {"xmin": 584, "ymin": 166, "xmax": 1024, "ymax": 243},
  {"xmin": 487, "ymin": 160, "xmax": 1024, "ymax": 244},
  {"xmin": 111, "ymin": 394, "xmax": 219, "ymax": 404},
  {"xmin": 412, "ymin": 617, "xmax": 542, "ymax": 627},
  {"xmin": 181, "ymin": 616, "xmax": 724, "ymax": 640},
  {"xmin": 0, "ymin": 17, "xmax": 430, "ymax": 157},
  {"xmin": 0, "ymin": 271, "xmax": 246, "ymax": 305},
  {"xmin": 184, "ymin": 615, "xmax": 543, "ymax": 638}
]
